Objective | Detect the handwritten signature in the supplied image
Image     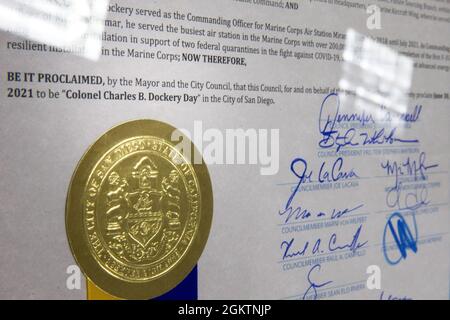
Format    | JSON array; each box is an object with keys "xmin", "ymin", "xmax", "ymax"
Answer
[
  {"xmin": 318, "ymin": 93, "xmax": 419, "ymax": 152},
  {"xmin": 382, "ymin": 211, "xmax": 418, "ymax": 265},
  {"xmin": 302, "ymin": 264, "xmax": 333, "ymax": 300},
  {"xmin": 281, "ymin": 224, "xmax": 368, "ymax": 260},
  {"xmin": 386, "ymin": 181, "xmax": 430, "ymax": 212},
  {"xmin": 282, "ymin": 157, "xmax": 358, "ymax": 212},
  {"xmin": 279, "ymin": 203, "xmax": 364, "ymax": 224},
  {"xmin": 381, "ymin": 152, "xmax": 439, "ymax": 189},
  {"xmin": 380, "ymin": 291, "xmax": 413, "ymax": 300},
  {"xmin": 383, "ymin": 152, "xmax": 438, "ymax": 212}
]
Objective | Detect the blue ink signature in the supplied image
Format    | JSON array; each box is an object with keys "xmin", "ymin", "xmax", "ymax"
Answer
[
  {"xmin": 382, "ymin": 211, "xmax": 418, "ymax": 265},
  {"xmin": 380, "ymin": 104, "xmax": 422, "ymax": 123},
  {"xmin": 380, "ymin": 291, "xmax": 413, "ymax": 300},
  {"xmin": 283, "ymin": 157, "xmax": 358, "ymax": 212},
  {"xmin": 381, "ymin": 152, "xmax": 439, "ymax": 189},
  {"xmin": 318, "ymin": 93, "xmax": 419, "ymax": 152},
  {"xmin": 281, "ymin": 224, "xmax": 368, "ymax": 260},
  {"xmin": 386, "ymin": 182, "xmax": 430, "ymax": 211},
  {"xmin": 279, "ymin": 203, "xmax": 364, "ymax": 224},
  {"xmin": 328, "ymin": 224, "xmax": 368, "ymax": 253},
  {"xmin": 303, "ymin": 264, "xmax": 333, "ymax": 300}
]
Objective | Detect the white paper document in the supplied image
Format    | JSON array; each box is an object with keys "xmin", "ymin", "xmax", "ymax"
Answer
[{"xmin": 0, "ymin": 0, "xmax": 449, "ymax": 299}]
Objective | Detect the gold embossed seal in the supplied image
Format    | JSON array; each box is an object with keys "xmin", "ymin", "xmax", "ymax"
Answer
[{"xmin": 66, "ymin": 120, "xmax": 213, "ymax": 299}]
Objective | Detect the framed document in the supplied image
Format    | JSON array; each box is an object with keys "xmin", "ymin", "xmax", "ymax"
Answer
[{"xmin": 0, "ymin": 0, "xmax": 449, "ymax": 300}]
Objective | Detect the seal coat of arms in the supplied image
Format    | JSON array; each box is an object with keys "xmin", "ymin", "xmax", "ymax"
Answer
[{"xmin": 66, "ymin": 120, "xmax": 213, "ymax": 299}]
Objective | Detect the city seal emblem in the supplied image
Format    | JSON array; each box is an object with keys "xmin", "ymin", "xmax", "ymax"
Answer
[{"xmin": 66, "ymin": 119, "xmax": 213, "ymax": 299}]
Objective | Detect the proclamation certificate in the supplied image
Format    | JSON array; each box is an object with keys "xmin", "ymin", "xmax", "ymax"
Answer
[{"xmin": 0, "ymin": 0, "xmax": 449, "ymax": 300}]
